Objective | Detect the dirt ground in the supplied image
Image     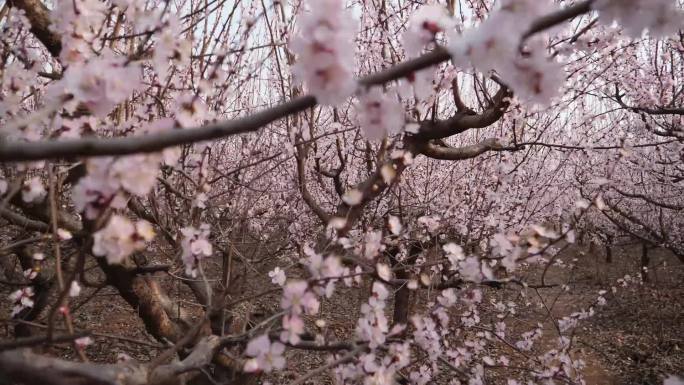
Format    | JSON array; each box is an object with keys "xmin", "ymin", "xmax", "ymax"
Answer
[{"xmin": 517, "ymin": 243, "xmax": 684, "ymax": 385}]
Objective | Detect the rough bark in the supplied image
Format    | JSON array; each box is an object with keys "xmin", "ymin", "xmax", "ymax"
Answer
[{"xmin": 8, "ymin": 0, "xmax": 62, "ymax": 57}]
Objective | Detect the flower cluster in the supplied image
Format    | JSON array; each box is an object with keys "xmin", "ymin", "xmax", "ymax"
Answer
[
  {"xmin": 281, "ymin": 280, "xmax": 319, "ymax": 316},
  {"xmin": 303, "ymin": 245, "xmax": 346, "ymax": 297},
  {"xmin": 73, "ymin": 155, "xmax": 161, "ymax": 219},
  {"xmin": 152, "ymin": 15, "xmax": 192, "ymax": 80},
  {"xmin": 243, "ymin": 334, "xmax": 286, "ymax": 373},
  {"xmin": 22, "ymin": 177, "xmax": 46, "ymax": 203},
  {"xmin": 594, "ymin": 0, "xmax": 684, "ymax": 38},
  {"xmin": 50, "ymin": 0, "xmax": 106, "ymax": 64},
  {"xmin": 402, "ymin": 5, "xmax": 455, "ymax": 57},
  {"xmin": 92, "ymin": 215, "xmax": 155, "ymax": 265},
  {"xmin": 448, "ymin": 0, "xmax": 563, "ymax": 105},
  {"xmin": 356, "ymin": 87, "xmax": 405, "ymax": 141},
  {"xmin": 180, "ymin": 224, "xmax": 213, "ymax": 277},
  {"xmin": 55, "ymin": 54, "xmax": 142, "ymax": 118},
  {"xmin": 290, "ymin": 0, "xmax": 357, "ymax": 105},
  {"xmin": 356, "ymin": 282, "xmax": 390, "ymax": 349},
  {"xmin": 268, "ymin": 267, "xmax": 286, "ymax": 286},
  {"xmin": 9, "ymin": 287, "xmax": 34, "ymax": 317}
]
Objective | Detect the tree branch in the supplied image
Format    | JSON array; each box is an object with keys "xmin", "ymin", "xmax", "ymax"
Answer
[
  {"xmin": 418, "ymin": 138, "xmax": 515, "ymax": 160},
  {"xmin": 7, "ymin": 0, "xmax": 62, "ymax": 57}
]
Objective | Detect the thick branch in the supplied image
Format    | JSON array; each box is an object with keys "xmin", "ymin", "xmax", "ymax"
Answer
[
  {"xmin": 414, "ymin": 85, "xmax": 511, "ymax": 140},
  {"xmin": 0, "ymin": 207, "xmax": 50, "ymax": 231},
  {"xmin": 7, "ymin": 0, "xmax": 62, "ymax": 57},
  {"xmin": 418, "ymin": 138, "xmax": 511, "ymax": 160}
]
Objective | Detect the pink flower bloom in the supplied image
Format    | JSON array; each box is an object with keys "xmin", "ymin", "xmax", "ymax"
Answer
[
  {"xmin": 342, "ymin": 189, "xmax": 363, "ymax": 206},
  {"xmin": 74, "ymin": 336, "xmax": 93, "ymax": 350},
  {"xmin": 458, "ymin": 257, "xmax": 493, "ymax": 283},
  {"xmin": 58, "ymin": 54, "xmax": 141, "ymax": 117},
  {"xmin": 180, "ymin": 224, "xmax": 213, "ymax": 277},
  {"xmin": 280, "ymin": 314, "xmax": 305, "ymax": 345},
  {"xmin": 281, "ymin": 280, "xmax": 319, "ymax": 315},
  {"xmin": 417, "ymin": 215, "xmax": 441, "ymax": 233},
  {"xmin": 73, "ymin": 155, "xmax": 160, "ymax": 219},
  {"xmin": 402, "ymin": 5, "xmax": 455, "ymax": 57},
  {"xmin": 376, "ymin": 263, "xmax": 392, "ymax": 281},
  {"xmin": 57, "ymin": 229, "xmax": 73, "ymax": 241},
  {"xmin": 92, "ymin": 215, "xmax": 154, "ymax": 265},
  {"xmin": 448, "ymin": 0, "xmax": 563, "ymax": 105},
  {"xmin": 243, "ymin": 335, "xmax": 286, "ymax": 372},
  {"xmin": 664, "ymin": 375, "xmax": 684, "ymax": 385},
  {"xmin": 109, "ymin": 155, "xmax": 160, "ymax": 197},
  {"xmin": 443, "ymin": 243, "xmax": 465, "ymax": 269},
  {"xmin": 174, "ymin": 95, "xmax": 209, "ymax": 128},
  {"xmin": 368, "ymin": 282, "xmax": 389, "ymax": 310},
  {"xmin": 594, "ymin": 0, "xmax": 683, "ymax": 38},
  {"xmin": 22, "ymin": 177, "xmax": 46, "ymax": 203},
  {"xmin": 356, "ymin": 87, "xmax": 405, "ymax": 141},
  {"xmin": 290, "ymin": 0, "xmax": 357, "ymax": 105},
  {"xmin": 9, "ymin": 287, "xmax": 34, "ymax": 317},
  {"xmin": 437, "ymin": 288, "xmax": 458, "ymax": 307},
  {"xmin": 387, "ymin": 215, "xmax": 402, "ymax": 235},
  {"xmin": 269, "ymin": 267, "xmax": 286, "ymax": 286},
  {"xmin": 153, "ymin": 15, "xmax": 191, "ymax": 79},
  {"xmin": 364, "ymin": 367, "xmax": 396, "ymax": 385},
  {"xmin": 363, "ymin": 231, "xmax": 384, "ymax": 259},
  {"xmin": 50, "ymin": 0, "xmax": 107, "ymax": 64},
  {"xmin": 23, "ymin": 269, "xmax": 37, "ymax": 280}
]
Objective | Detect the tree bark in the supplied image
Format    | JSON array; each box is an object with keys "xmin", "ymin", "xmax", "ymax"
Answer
[{"xmin": 7, "ymin": 0, "xmax": 62, "ymax": 57}]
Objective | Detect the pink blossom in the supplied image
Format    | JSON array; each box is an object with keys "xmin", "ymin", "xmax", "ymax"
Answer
[
  {"xmin": 458, "ymin": 257, "xmax": 493, "ymax": 283},
  {"xmin": 92, "ymin": 215, "xmax": 154, "ymax": 265},
  {"xmin": 75, "ymin": 336, "xmax": 93, "ymax": 350},
  {"xmin": 243, "ymin": 335, "xmax": 286, "ymax": 372},
  {"xmin": 57, "ymin": 229, "xmax": 73, "ymax": 241},
  {"xmin": 280, "ymin": 314, "xmax": 305, "ymax": 345},
  {"xmin": 443, "ymin": 243, "xmax": 465, "ymax": 269},
  {"xmin": 290, "ymin": 0, "xmax": 357, "ymax": 105},
  {"xmin": 437, "ymin": 288, "xmax": 458, "ymax": 307},
  {"xmin": 342, "ymin": 189, "xmax": 363, "ymax": 206},
  {"xmin": 402, "ymin": 5, "xmax": 455, "ymax": 57},
  {"xmin": 448, "ymin": 0, "xmax": 563, "ymax": 105},
  {"xmin": 109, "ymin": 155, "xmax": 160, "ymax": 197},
  {"xmin": 175, "ymin": 95, "xmax": 209, "ymax": 128},
  {"xmin": 9, "ymin": 287, "xmax": 34, "ymax": 317},
  {"xmin": 376, "ymin": 263, "xmax": 392, "ymax": 281},
  {"xmin": 58, "ymin": 55, "xmax": 141, "ymax": 117},
  {"xmin": 269, "ymin": 267, "xmax": 286, "ymax": 286},
  {"xmin": 281, "ymin": 280, "xmax": 319, "ymax": 315},
  {"xmin": 73, "ymin": 155, "xmax": 160, "ymax": 219},
  {"xmin": 387, "ymin": 215, "xmax": 402, "ymax": 235},
  {"xmin": 180, "ymin": 224, "xmax": 213, "ymax": 277},
  {"xmin": 356, "ymin": 284, "xmax": 390, "ymax": 348},
  {"xmin": 364, "ymin": 231, "xmax": 384, "ymax": 259},
  {"xmin": 594, "ymin": 0, "xmax": 683, "ymax": 38},
  {"xmin": 153, "ymin": 15, "xmax": 191, "ymax": 80},
  {"xmin": 356, "ymin": 87, "xmax": 405, "ymax": 141},
  {"xmin": 22, "ymin": 177, "xmax": 46, "ymax": 203}
]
